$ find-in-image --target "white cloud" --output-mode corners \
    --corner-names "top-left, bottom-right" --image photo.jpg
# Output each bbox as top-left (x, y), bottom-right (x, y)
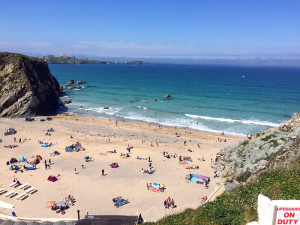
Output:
top-left (0, 41), bottom-right (51, 48)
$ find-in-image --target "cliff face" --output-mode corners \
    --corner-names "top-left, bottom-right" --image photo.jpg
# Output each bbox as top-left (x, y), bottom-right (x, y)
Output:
top-left (215, 113), bottom-right (300, 182)
top-left (0, 52), bottom-right (61, 117)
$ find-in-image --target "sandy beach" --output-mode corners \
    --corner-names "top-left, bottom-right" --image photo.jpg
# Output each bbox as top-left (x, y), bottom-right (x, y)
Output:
top-left (0, 114), bottom-right (243, 221)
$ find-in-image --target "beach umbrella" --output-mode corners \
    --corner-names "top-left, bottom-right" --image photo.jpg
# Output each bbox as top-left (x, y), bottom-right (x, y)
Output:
top-left (0, 200), bottom-right (14, 209)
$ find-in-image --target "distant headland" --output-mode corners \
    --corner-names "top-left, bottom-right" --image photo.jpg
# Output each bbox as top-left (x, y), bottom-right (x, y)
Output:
top-left (41, 54), bottom-right (148, 65)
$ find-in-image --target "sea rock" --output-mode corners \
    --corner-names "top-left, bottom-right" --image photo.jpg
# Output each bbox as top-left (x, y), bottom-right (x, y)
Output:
top-left (104, 107), bottom-right (109, 109)
top-left (69, 86), bottom-right (82, 90)
top-left (76, 80), bottom-right (86, 84)
top-left (63, 100), bottom-right (72, 105)
top-left (59, 91), bottom-right (68, 97)
top-left (66, 80), bottom-right (75, 86)
top-left (163, 94), bottom-right (171, 98)
top-left (0, 52), bottom-right (61, 117)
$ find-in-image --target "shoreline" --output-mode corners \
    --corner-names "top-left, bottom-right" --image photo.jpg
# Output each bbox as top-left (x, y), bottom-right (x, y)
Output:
top-left (0, 114), bottom-right (243, 220)
top-left (56, 112), bottom-right (247, 139)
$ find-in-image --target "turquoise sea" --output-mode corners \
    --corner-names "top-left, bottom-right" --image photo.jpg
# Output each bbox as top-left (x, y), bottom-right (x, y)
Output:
top-left (49, 64), bottom-right (300, 137)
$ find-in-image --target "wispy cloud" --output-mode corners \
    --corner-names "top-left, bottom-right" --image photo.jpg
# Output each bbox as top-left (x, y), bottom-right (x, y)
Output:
top-left (0, 41), bottom-right (51, 49)
top-left (69, 40), bottom-right (196, 57)
top-left (0, 40), bottom-right (299, 59)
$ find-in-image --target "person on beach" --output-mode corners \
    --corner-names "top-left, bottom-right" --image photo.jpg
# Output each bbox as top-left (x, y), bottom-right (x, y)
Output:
top-left (184, 140), bottom-right (186, 146)
top-left (74, 168), bottom-right (77, 174)
top-left (102, 169), bottom-right (104, 176)
top-left (45, 164), bottom-right (48, 170)
top-left (49, 159), bottom-right (51, 165)
top-left (138, 213), bottom-right (143, 224)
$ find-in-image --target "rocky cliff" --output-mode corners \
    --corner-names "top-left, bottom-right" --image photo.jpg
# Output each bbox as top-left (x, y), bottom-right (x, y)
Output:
top-left (0, 52), bottom-right (61, 117)
top-left (215, 113), bottom-right (300, 182)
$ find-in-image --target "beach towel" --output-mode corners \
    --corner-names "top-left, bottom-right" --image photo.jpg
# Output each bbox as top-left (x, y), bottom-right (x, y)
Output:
top-left (191, 177), bottom-right (204, 182)
top-left (109, 163), bottom-right (119, 168)
top-left (19, 156), bottom-right (25, 162)
top-left (24, 164), bottom-right (35, 170)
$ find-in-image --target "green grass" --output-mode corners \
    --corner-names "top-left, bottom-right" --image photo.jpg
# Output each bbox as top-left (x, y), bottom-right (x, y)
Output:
top-left (241, 140), bottom-right (249, 146)
top-left (261, 134), bottom-right (274, 142)
top-left (145, 161), bottom-right (300, 225)
top-left (269, 139), bottom-right (279, 147)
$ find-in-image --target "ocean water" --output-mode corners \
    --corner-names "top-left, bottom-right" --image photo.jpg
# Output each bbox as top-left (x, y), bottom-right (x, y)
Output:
top-left (49, 64), bottom-right (300, 136)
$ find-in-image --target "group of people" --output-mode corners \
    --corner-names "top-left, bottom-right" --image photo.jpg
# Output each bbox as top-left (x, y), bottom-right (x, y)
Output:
top-left (45, 159), bottom-right (51, 170)
top-left (120, 153), bottom-right (130, 157)
top-left (14, 137), bottom-right (26, 143)
top-left (164, 197), bottom-right (176, 209)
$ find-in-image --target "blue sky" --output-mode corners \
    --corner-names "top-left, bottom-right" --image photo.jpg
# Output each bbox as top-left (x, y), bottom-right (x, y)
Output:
top-left (1, 0), bottom-right (300, 58)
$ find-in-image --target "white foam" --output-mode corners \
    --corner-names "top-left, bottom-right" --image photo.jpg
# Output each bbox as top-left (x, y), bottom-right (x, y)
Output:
top-left (185, 114), bottom-right (280, 127)
top-left (86, 107), bottom-right (122, 116)
top-left (123, 113), bottom-right (246, 137)
top-left (124, 113), bottom-right (158, 123)
top-left (143, 107), bottom-right (147, 110)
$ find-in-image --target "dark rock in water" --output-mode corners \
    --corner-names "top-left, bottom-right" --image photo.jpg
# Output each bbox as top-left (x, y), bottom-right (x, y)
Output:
top-left (63, 100), bottom-right (72, 105)
top-left (104, 107), bottom-right (109, 109)
top-left (59, 85), bottom-right (64, 91)
top-left (66, 80), bottom-right (75, 86)
top-left (69, 86), bottom-right (82, 90)
top-left (163, 94), bottom-right (171, 98)
top-left (154, 99), bottom-right (157, 101)
top-left (76, 80), bottom-right (86, 84)
top-left (59, 91), bottom-right (68, 97)
top-left (0, 52), bottom-right (61, 117)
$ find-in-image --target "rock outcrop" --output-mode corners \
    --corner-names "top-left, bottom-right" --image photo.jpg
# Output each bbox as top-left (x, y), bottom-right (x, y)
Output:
top-left (0, 52), bottom-right (61, 117)
top-left (63, 100), bottom-right (72, 105)
top-left (66, 80), bottom-right (75, 86)
top-left (76, 80), bottom-right (86, 84)
top-left (215, 113), bottom-right (300, 182)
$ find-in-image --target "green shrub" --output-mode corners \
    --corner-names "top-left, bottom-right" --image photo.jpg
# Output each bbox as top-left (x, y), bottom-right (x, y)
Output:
top-left (261, 134), bottom-right (273, 142)
top-left (241, 140), bottom-right (249, 146)
top-left (269, 139), bottom-right (279, 147)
